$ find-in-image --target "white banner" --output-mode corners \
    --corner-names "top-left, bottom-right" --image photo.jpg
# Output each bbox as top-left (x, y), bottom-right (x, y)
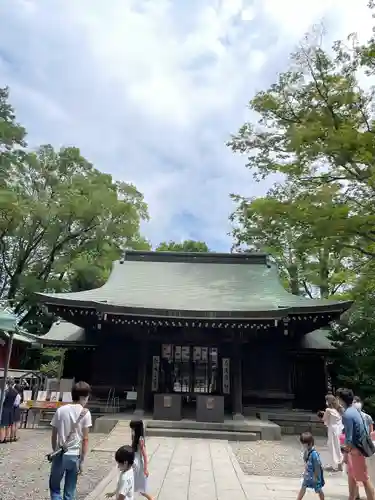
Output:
top-left (193, 346), bottom-right (202, 362)
top-left (162, 344), bottom-right (172, 359)
top-left (151, 355), bottom-right (160, 392)
top-left (222, 358), bottom-right (230, 394)
top-left (175, 345), bottom-right (182, 361)
top-left (182, 346), bottom-right (190, 362)
top-left (201, 347), bottom-right (208, 362)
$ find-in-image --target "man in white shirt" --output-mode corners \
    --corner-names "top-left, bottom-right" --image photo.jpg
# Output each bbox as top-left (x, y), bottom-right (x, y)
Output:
top-left (49, 381), bottom-right (92, 500)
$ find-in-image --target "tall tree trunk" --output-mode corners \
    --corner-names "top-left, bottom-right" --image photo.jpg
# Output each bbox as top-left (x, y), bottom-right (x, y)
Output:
top-left (288, 262), bottom-right (300, 295)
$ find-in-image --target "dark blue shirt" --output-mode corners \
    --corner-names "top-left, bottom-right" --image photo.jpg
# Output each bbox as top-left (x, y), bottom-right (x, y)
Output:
top-left (342, 406), bottom-right (366, 448)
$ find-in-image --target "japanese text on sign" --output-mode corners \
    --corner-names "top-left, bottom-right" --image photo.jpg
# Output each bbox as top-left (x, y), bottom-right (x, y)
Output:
top-left (222, 358), bottom-right (230, 394)
top-left (151, 356), bottom-right (160, 392)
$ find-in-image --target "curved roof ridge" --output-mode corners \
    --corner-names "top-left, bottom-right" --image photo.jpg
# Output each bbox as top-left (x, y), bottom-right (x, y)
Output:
top-left (36, 253), bottom-right (352, 319)
top-left (121, 250), bottom-right (270, 265)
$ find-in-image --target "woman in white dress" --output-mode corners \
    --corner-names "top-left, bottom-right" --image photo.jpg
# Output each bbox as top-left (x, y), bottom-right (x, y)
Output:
top-left (322, 394), bottom-right (343, 471)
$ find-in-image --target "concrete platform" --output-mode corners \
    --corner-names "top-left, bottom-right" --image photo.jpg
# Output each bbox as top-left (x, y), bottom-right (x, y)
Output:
top-left (94, 415), bottom-right (281, 441)
top-left (245, 407), bottom-right (327, 436)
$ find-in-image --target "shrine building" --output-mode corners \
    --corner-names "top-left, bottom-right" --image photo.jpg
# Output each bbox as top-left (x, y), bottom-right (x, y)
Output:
top-left (35, 250), bottom-right (352, 421)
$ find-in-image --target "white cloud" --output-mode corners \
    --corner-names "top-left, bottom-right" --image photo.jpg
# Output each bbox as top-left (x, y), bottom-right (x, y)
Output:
top-left (0, 0), bottom-right (372, 250)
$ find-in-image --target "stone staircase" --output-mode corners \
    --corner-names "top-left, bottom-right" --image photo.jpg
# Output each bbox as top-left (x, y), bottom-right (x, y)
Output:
top-left (92, 415), bottom-right (281, 441)
top-left (26, 404), bottom-right (321, 440)
top-left (244, 407), bottom-right (327, 436)
top-left (145, 419), bottom-right (259, 441)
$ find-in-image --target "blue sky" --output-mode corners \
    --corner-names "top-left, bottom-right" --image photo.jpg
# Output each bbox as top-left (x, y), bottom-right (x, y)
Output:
top-left (0, 0), bottom-right (372, 251)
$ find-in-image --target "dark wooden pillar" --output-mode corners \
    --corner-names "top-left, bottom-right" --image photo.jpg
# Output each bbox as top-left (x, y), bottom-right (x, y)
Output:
top-left (232, 332), bottom-right (244, 420)
top-left (286, 354), bottom-right (294, 394)
top-left (323, 356), bottom-right (332, 394)
top-left (134, 337), bottom-right (149, 416)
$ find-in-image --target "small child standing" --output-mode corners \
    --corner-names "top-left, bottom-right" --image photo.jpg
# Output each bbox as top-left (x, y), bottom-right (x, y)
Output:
top-left (129, 420), bottom-right (154, 500)
top-left (297, 432), bottom-right (325, 500)
top-left (106, 445), bottom-right (135, 500)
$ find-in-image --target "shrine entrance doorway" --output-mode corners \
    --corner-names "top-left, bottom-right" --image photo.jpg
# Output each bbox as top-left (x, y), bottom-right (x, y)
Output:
top-left (159, 344), bottom-right (223, 415)
top-left (160, 345), bottom-right (219, 393)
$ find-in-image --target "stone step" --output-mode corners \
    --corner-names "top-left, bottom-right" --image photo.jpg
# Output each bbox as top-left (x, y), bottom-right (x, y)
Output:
top-left (279, 422), bottom-right (327, 436)
top-left (146, 426), bottom-right (259, 441)
top-left (146, 419), bottom-right (255, 433)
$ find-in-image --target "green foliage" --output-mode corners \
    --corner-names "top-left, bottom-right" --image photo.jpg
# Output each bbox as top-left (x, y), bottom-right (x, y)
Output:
top-left (0, 86), bottom-right (26, 186)
top-left (19, 346), bottom-right (65, 373)
top-left (156, 240), bottom-right (209, 252)
top-left (228, 24), bottom-right (375, 259)
top-left (330, 261), bottom-right (375, 411)
top-left (0, 87), bottom-right (150, 331)
top-left (228, 4), bottom-right (375, 404)
top-left (40, 360), bottom-right (61, 378)
top-left (231, 181), bottom-right (358, 297)
top-left (38, 348), bottom-right (65, 378)
top-left (42, 347), bottom-right (65, 361)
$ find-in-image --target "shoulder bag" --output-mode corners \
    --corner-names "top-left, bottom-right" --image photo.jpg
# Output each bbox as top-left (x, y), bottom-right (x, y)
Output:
top-left (355, 409), bottom-right (375, 458)
top-left (47, 407), bottom-right (88, 462)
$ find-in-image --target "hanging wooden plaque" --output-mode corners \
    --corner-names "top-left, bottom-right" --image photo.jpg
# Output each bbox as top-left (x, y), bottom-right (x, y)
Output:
top-left (206, 397), bottom-right (215, 410)
top-left (151, 356), bottom-right (160, 392)
top-left (222, 358), bottom-right (230, 394)
top-left (163, 395), bottom-right (172, 408)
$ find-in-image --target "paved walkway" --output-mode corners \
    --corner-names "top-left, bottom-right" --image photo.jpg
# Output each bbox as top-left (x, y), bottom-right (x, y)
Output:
top-left (88, 424), bottom-right (350, 500)
top-left (92, 420), bottom-right (132, 452)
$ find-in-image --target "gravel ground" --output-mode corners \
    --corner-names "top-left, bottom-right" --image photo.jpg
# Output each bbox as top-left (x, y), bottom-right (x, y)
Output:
top-left (231, 435), bottom-right (331, 478)
top-left (0, 429), bottom-right (115, 500)
top-left (0, 430), bottom-right (338, 496)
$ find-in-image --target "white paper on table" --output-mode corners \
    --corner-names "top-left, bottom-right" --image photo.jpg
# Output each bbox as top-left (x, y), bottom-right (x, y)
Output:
top-left (62, 392), bottom-right (72, 403)
top-left (49, 391), bottom-right (60, 402)
top-left (23, 390), bottom-right (32, 401)
top-left (36, 391), bottom-right (47, 401)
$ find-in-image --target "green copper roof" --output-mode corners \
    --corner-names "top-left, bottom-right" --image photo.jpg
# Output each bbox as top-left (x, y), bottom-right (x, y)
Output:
top-left (37, 251), bottom-right (352, 319)
top-left (0, 309), bottom-right (38, 344)
top-left (0, 309), bottom-right (18, 332)
top-left (0, 330), bottom-right (36, 344)
top-left (300, 329), bottom-right (334, 350)
top-left (42, 321), bottom-right (85, 342)
top-left (37, 321), bottom-right (86, 345)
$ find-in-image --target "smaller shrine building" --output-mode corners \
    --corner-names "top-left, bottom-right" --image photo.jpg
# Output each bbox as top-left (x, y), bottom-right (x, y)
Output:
top-left (36, 251), bottom-right (352, 419)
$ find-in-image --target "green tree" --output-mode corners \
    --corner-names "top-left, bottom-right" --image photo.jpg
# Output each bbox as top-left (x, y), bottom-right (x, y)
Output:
top-left (330, 262), bottom-right (375, 410)
top-left (40, 359), bottom-right (61, 378)
top-left (228, 10), bottom-right (375, 403)
top-left (0, 86), bottom-right (26, 184)
top-left (0, 87), bottom-right (27, 253)
top-left (68, 235), bottom-right (150, 292)
top-left (156, 240), bottom-right (209, 252)
top-left (231, 181), bottom-right (358, 297)
top-left (227, 23), bottom-right (375, 258)
top-left (1, 143), bottom-right (149, 326)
